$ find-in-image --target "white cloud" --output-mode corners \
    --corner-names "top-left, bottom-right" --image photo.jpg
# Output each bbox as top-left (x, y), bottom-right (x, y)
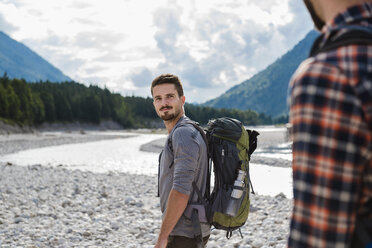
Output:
top-left (0, 0), bottom-right (313, 103)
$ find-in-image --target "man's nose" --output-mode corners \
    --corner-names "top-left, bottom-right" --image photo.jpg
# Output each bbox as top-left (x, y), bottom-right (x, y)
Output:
top-left (160, 98), bottom-right (169, 106)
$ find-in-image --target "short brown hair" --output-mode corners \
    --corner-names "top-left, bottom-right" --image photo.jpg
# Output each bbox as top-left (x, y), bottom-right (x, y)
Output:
top-left (151, 73), bottom-right (184, 97)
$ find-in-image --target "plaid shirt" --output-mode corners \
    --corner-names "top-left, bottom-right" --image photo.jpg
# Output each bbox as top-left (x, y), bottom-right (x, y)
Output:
top-left (288, 3), bottom-right (372, 248)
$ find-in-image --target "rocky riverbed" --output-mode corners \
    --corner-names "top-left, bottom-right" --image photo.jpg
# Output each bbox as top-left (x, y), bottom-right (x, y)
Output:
top-left (0, 130), bottom-right (293, 248)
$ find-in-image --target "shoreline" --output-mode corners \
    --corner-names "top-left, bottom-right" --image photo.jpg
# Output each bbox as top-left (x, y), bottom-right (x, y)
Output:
top-left (1, 128), bottom-right (292, 169)
top-left (0, 120), bottom-right (124, 135)
top-left (0, 131), bottom-right (136, 156)
top-left (139, 127), bottom-right (292, 168)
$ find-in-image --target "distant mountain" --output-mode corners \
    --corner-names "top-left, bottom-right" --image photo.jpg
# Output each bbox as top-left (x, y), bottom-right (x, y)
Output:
top-left (0, 31), bottom-right (71, 82)
top-left (204, 30), bottom-right (319, 118)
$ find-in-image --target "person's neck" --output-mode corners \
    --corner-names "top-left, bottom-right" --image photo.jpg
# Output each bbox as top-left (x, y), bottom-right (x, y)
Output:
top-left (322, 0), bottom-right (364, 24)
top-left (164, 115), bottom-right (184, 133)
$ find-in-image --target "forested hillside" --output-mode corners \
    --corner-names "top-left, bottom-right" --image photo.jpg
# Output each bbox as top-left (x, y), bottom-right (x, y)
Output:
top-left (0, 76), bottom-right (276, 129)
top-left (204, 30), bottom-right (319, 118)
top-left (0, 30), bottom-right (319, 122)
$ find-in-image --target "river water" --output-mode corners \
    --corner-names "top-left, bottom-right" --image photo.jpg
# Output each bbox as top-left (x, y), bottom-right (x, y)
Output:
top-left (0, 129), bottom-right (293, 198)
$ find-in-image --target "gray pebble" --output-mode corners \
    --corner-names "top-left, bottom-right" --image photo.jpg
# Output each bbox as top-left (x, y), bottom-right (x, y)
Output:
top-left (0, 161), bottom-right (292, 248)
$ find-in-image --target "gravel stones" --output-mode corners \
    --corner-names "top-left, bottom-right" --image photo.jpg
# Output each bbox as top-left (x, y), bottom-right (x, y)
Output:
top-left (0, 129), bottom-right (293, 247)
top-left (0, 163), bottom-right (292, 247)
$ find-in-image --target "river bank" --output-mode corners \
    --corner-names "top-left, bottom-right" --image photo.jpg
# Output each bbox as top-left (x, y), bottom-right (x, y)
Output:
top-left (0, 162), bottom-right (291, 248)
top-left (0, 119), bottom-right (127, 135)
top-left (0, 128), bottom-right (292, 247)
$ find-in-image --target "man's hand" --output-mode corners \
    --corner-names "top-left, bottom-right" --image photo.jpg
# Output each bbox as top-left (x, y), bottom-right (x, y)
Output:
top-left (154, 189), bottom-right (189, 248)
top-left (154, 237), bottom-right (168, 248)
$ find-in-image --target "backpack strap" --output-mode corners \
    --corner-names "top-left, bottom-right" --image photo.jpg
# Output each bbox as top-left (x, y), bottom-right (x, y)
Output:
top-left (168, 120), bottom-right (211, 200)
top-left (247, 129), bottom-right (259, 160)
top-left (168, 120), bottom-right (208, 155)
top-left (191, 208), bottom-right (205, 247)
top-left (243, 161), bottom-right (255, 194)
top-left (310, 26), bottom-right (372, 57)
top-left (187, 122), bottom-right (211, 200)
top-left (192, 181), bottom-right (209, 207)
top-left (186, 121), bottom-right (209, 156)
top-left (157, 151), bottom-right (162, 197)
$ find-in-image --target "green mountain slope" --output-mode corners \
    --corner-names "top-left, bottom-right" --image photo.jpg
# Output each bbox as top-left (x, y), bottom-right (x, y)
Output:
top-left (204, 30), bottom-right (319, 117)
top-left (0, 31), bottom-right (71, 82)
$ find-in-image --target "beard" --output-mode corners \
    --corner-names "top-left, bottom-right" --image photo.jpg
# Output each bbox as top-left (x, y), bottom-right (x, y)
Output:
top-left (158, 105), bottom-right (181, 121)
top-left (160, 112), bottom-right (176, 121)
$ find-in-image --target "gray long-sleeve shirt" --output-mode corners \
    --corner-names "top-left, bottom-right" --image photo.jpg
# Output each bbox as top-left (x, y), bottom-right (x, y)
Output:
top-left (159, 116), bottom-right (211, 238)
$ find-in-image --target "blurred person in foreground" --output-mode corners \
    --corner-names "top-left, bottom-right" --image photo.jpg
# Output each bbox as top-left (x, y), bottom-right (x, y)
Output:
top-left (288, 0), bottom-right (372, 247)
top-left (151, 74), bottom-right (210, 248)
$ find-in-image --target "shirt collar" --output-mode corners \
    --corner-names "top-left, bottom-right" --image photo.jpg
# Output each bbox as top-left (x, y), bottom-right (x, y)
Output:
top-left (331, 2), bottom-right (372, 27)
top-left (170, 115), bottom-right (188, 132)
top-left (320, 2), bottom-right (372, 46)
top-left (324, 3), bottom-right (372, 32)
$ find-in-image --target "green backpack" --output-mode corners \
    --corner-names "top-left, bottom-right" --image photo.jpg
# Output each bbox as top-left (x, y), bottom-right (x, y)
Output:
top-left (181, 117), bottom-right (259, 239)
top-left (205, 117), bottom-right (258, 236)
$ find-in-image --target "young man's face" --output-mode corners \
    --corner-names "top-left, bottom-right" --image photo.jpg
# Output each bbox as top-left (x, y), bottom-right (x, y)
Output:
top-left (152, 83), bottom-right (185, 121)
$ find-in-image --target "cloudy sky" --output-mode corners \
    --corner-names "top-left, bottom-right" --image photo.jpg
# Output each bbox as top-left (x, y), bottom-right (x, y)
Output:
top-left (0, 0), bottom-right (313, 103)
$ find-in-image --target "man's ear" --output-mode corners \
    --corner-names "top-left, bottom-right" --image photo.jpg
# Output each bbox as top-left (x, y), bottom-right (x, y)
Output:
top-left (181, 95), bottom-right (186, 104)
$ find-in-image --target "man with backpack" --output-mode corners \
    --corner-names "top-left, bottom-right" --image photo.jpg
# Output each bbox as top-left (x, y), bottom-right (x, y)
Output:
top-left (288, 1), bottom-right (372, 247)
top-left (151, 74), bottom-right (211, 248)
